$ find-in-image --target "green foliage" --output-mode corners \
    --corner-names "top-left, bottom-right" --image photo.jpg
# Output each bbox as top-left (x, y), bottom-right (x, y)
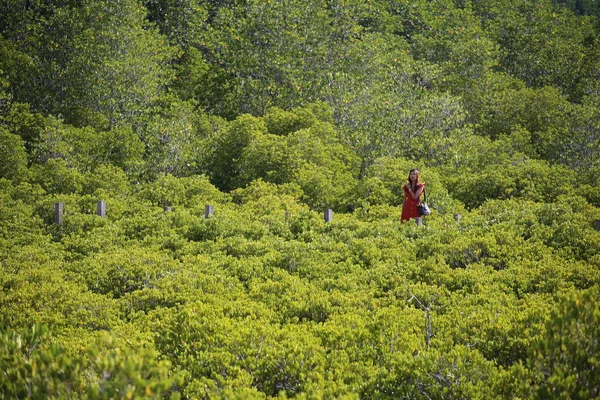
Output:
top-left (1, 172), bottom-right (599, 396)
top-left (444, 152), bottom-right (581, 209)
top-left (28, 159), bottom-right (85, 195)
top-left (0, 261), bottom-right (121, 331)
top-left (0, 187), bottom-right (49, 246)
top-left (68, 247), bottom-right (181, 299)
top-left (58, 0), bottom-right (176, 129)
top-left (1, 102), bottom-right (48, 151)
top-left (204, 114), bottom-right (266, 191)
top-left (326, 31), bottom-right (468, 173)
top-left (30, 116), bottom-right (145, 173)
top-left (263, 106), bottom-right (320, 136)
top-left (238, 133), bottom-right (296, 186)
top-left (0, 0), bottom-right (599, 397)
top-left (0, 127), bottom-right (28, 182)
top-left (526, 286), bottom-right (600, 399)
top-left (472, 0), bottom-right (597, 100)
top-left (287, 124), bottom-right (360, 211)
top-left (150, 302), bottom-right (326, 398)
top-left (364, 345), bottom-right (502, 399)
top-left (83, 164), bottom-right (131, 198)
top-left (555, 0), bottom-right (600, 16)
top-left (172, 46), bottom-right (238, 119)
top-left (194, 0), bottom-right (353, 115)
top-left (135, 173), bottom-right (228, 207)
top-left (140, 97), bottom-right (214, 177)
top-left (558, 95), bottom-right (600, 176)
top-left (202, 109), bottom-right (360, 210)
top-left (145, 0), bottom-right (208, 49)
top-left (0, 324), bottom-right (182, 399)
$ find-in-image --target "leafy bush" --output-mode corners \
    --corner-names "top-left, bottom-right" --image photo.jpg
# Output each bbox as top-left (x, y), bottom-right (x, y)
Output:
top-left (0, 324), bottom-right (182, 399)
top-left (0, 128), bottom-right (28, 182)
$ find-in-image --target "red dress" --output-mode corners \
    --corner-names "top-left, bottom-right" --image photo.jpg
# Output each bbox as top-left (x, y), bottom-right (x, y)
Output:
top-left (401, 183), bottom-right (425, 222)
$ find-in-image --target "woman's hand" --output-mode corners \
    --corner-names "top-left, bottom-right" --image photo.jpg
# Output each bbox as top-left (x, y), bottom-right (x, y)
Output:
top-left (407, 184), bottom-right (424, 200)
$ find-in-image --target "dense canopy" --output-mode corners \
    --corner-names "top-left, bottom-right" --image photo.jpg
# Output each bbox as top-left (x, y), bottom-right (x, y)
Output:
top-left (1, 0), bottom-right (599, 398)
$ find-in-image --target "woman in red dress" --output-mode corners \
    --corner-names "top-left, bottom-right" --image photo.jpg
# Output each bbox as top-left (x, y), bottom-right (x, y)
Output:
top-left (401, 169), bottom-right (425, 222)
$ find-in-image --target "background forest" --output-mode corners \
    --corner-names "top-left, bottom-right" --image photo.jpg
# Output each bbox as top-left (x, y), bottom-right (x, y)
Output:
top-left (1, 0), bottom-right (600, 398)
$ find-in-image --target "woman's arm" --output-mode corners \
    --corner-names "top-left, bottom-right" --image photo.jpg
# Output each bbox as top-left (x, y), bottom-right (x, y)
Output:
top-left (408, 184), bottom-right (425, 200)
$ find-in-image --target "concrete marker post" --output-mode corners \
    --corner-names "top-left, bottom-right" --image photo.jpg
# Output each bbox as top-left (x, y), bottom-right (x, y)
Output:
top-left (97, 200), bottom-right (106, 218)
top-left (54, 202), bottom-right (64, 225)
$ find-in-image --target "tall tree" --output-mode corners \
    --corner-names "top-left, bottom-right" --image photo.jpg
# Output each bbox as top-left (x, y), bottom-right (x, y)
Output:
top-left (0, 0), bottom-right (70, 114)
top-left (58, 0), bottom-right (175, 130)
top-left (327, 32), bottom-right (467, 175)
top-left (471, 0), bottom-right (597, 101)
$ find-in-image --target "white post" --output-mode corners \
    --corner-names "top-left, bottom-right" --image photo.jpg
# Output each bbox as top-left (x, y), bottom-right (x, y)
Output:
top-left (205, 205), bottom-right (214, 218)
top-left (54, 202), bottom-right (64, 225)
top-left (97, 200), bottom-right (106, 218)
top-left (324, 209), bottom-right (333, 223)
top-left (415, 217), bottom-right (423, 226)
